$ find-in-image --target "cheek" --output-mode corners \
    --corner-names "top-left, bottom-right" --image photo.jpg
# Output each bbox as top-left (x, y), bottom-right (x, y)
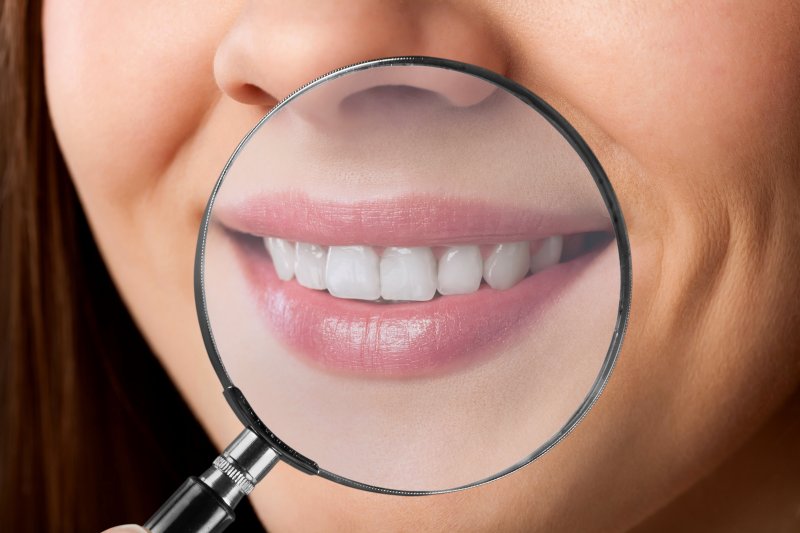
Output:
top-left (505, 2), bottom-right (800, 174)
top-left (42, 0), bottom-right (254, 448)
top-left (43, 0), bottom-right (236, 203)
top-left (499, 1), bottom-right (800, 320)
top-left (491, 0), bottom-right (799, 500)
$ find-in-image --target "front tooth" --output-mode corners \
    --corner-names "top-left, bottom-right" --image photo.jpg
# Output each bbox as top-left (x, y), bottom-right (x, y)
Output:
top-left (437, 245), bottom-right (482, 295)
top-left (529, 236), bottom-right (563, 273)
top-left (325, 245), bottom-right (380, 300)
top-left (264, 237), bottom-right (295, 281)
top-left (295, 242), bottom-right (327, 290)
top-left (380, 247), bottom-right (437, 301)
top-left (483, 242), bottom-right (530, 290)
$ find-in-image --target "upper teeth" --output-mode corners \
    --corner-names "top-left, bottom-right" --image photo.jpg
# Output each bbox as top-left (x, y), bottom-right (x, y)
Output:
top-left (263, 237), bottom-right (564, 301)
top-left (381, 247), bottom-right (438, 301)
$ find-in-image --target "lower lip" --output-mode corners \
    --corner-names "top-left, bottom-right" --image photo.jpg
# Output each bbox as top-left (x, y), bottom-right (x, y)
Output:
top-left (233, 237), bottom-right (609, 378)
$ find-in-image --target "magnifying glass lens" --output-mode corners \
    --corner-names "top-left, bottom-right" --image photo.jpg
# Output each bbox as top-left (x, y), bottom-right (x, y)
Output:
top-left (200, 59), bottom-right (627, 493)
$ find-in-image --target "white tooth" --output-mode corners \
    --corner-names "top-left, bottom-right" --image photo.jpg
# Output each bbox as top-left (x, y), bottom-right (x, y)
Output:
top-left (437, 245), bottom-right (482, 295)
top-left (380, 247), bottom-right (437, 301)
top-left (264, 237), bottom-right (295, 281)
top-left (483, 242), bottom-right (530, 290)
top-left (325, 245), bottom-right (380, 300)
top-left (294, 242), bottom-right (327, 290)
top-left (529, 236), bottom-right (563, 273)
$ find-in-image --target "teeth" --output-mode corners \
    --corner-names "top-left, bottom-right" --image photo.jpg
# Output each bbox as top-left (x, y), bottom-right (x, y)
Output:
top-left (264, 237), bottom-right (295, 281)
top-left (483, 242), bottom-right (530, 290)
top-left (380, 247), bottom-right (437, 301)
top-left (294, 242), bottom-right (327, 290)
top-left (325, 245), bottom-right (381, 300)
top-left (437, 245), bottom-right (482, 295)
top-left (264, 236), bottom-right (567, 301)
top-left (529, 236), bottom-right (563, 273)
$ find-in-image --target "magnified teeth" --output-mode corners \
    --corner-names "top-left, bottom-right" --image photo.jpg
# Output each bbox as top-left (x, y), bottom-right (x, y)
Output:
top-left (437, 245), bottom-right (482, 295)
top-left (263, 236), bottom-right (570, 301)
top-left (264, 237), bottom-right (295, 281)
top-left (483, 242), bottom-right (531, 290)
top-left (529, 235), bottom-right (563, 273)
top-left (295, 242), bottom-right (327, 290)
top-left (325, 245), bottom-right (381, 300)
top-left (380, 247), bottom-right (437, 301)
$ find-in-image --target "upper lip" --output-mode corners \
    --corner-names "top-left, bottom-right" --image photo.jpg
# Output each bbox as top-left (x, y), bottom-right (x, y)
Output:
top-left (212, 191), bottom-right (611, 245)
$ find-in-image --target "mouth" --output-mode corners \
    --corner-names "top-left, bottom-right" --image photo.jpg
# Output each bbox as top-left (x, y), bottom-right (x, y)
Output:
top-left (212, 191), bottom-right (614, 378)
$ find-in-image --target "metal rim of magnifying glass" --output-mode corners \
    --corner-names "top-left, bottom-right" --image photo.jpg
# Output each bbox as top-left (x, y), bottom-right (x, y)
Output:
top-left (194, 56), bottom-right (632, 496)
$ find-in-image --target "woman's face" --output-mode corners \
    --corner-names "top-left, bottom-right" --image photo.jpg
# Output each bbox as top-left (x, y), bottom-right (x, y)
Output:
top-left (43, 1), bottom-right (800, 531)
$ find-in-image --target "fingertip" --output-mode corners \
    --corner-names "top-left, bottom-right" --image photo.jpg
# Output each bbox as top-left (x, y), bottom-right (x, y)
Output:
top-left (102, 525), bottom-right (149, 533)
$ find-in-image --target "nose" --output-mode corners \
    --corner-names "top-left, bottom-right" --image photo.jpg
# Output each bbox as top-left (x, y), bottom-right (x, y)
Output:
top-left (213, 1), bottom-right (509, 108)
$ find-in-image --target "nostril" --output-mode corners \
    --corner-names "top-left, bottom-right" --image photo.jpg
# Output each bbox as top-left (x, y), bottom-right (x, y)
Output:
top-left (285, 63), bottom-right (502, 129)
top-left (233, 83), bottom-right (273, 106)
top-left (340, 85), bottom-right (451, 113)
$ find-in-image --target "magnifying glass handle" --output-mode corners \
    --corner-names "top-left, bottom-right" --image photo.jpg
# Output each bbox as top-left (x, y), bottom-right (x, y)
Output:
top-left (144, 428), bottom-right (279, 533)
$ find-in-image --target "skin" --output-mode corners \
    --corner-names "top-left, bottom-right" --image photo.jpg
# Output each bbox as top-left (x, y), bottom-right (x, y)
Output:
top-left (43, 1), bottom-right (800, 531)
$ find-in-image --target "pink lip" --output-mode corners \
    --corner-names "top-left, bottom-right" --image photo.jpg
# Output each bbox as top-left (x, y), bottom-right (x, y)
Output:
top-left (215, 193), bottom-right (611, 377)
top-left (214, 191), bottom-right (611, 246)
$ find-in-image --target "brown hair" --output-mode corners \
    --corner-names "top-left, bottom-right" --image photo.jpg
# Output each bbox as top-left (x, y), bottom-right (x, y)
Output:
top-left (0, 3), bottom-right (261, 531)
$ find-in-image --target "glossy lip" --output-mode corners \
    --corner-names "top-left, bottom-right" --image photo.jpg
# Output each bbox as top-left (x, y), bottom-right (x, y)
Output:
top-left (212, 193), bottom-right (613, 377)
top-left (213, 191), bottom-right (612, 247)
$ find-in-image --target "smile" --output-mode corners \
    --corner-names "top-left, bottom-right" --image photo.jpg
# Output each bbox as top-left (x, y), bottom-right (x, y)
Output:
top-left (212, 192), bottom-right (614, 377)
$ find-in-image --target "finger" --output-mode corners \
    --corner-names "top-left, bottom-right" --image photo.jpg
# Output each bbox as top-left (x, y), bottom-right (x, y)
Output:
top-left (101, 525), bottom-right (149, 533)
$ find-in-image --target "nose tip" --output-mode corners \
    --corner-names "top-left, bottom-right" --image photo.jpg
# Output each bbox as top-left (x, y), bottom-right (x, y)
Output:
top-left (213, 2), bottom-right (508, 109)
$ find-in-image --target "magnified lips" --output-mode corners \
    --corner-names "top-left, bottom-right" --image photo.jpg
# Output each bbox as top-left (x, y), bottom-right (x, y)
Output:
top-left (211, 192), bottom-right (614, 377)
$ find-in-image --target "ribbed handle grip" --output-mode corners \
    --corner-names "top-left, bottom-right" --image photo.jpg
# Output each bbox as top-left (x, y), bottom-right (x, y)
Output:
top-left (143, 428), bottom-right (280, 533)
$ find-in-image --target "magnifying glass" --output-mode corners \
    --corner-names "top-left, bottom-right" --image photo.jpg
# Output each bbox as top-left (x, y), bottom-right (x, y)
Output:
top-left (144, 56), bottom-right (631, 532)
